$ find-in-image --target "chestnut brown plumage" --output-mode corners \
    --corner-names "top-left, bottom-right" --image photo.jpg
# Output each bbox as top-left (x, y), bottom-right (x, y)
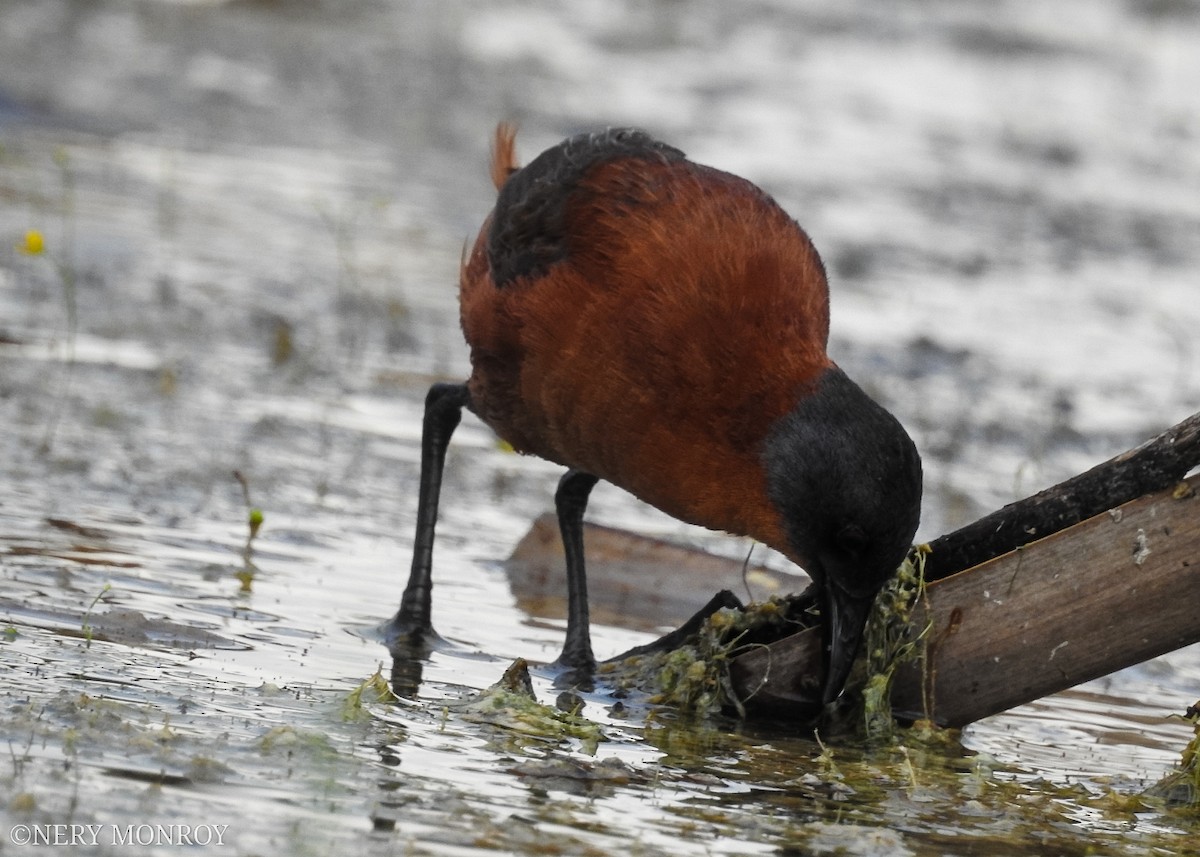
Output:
top-left (386, 124), bottom-right (923, 708)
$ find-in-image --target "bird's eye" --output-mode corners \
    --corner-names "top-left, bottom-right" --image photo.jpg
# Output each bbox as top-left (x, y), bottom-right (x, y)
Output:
top-left (836, 524), bottom-right (867, 558)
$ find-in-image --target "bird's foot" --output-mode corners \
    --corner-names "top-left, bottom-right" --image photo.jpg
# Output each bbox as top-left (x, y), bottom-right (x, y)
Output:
top-left (606, 589), bottom-right (745, 662)
top-left (378, 610), bottom-right (446, 660)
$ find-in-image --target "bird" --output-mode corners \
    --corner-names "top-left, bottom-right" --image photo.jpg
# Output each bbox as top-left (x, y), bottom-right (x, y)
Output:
top-left (384, 124), bottom-right (923, 709)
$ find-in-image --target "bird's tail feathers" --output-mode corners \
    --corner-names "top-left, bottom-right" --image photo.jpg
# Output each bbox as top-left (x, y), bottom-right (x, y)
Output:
top-left (491, 122), bottom-right (520, 192)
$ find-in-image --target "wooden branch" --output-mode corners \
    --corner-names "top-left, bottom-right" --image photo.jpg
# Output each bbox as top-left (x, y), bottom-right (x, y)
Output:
top-left (891, 474), bottom-right (1200, 725)
top-left (729, 473), bottom-right (1200, 727)
top-left (924, 411), bottom-right (1200, 581)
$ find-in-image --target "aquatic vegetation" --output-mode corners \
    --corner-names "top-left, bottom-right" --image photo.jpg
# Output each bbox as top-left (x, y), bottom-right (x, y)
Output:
top-left (17, 229), bottom-right (45, 255)
top-left (599, 545), bottom-right (934, 741)
top-left (233, 470), bottom-right (264, 591)
top-left (341, 666), bottom-right (398, 721)
top-left (600, 592), bottom-right (816, 721)
top-left (1184, 703), bottom-right (1200, 802)
top-left (450, 659), bottom-right (605, 754)
top-left (842, 544), bottom-right (934, 742)
top-left (80, 582), bottom-right (112, 648)
top-left (13, 220), bottom-right (79, 454)
top-left (1146, 700), bottom-right (1200, 809)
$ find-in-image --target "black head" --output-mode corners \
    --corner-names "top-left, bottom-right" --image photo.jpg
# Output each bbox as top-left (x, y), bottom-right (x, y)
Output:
top-left (761, 367), bottom-right (922, 705)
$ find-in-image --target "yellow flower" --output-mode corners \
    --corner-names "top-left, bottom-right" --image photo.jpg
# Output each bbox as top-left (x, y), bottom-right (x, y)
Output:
top-left (19, 229), bottom-right (45, 255)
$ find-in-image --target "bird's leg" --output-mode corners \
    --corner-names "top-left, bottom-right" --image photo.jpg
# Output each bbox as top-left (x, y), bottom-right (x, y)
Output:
top-left (553, 469), bottom-right (600, 671)
top-left (606, 590), bottom-right (745, 662)
top-left (382, 382), bottom-right (471, 652)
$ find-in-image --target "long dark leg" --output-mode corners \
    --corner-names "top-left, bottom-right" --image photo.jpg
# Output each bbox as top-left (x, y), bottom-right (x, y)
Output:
top-left (553, 469), bottom-right (599, 671)
top-left (607, 590), bottom-right (745, 662)
top-left (382, 382), bottom-right (471, 651)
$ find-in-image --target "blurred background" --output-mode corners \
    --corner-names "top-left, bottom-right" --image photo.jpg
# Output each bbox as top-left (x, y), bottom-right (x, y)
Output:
top-left (1, 0), bottom-right (1199, 853)
top-left (3, 0), bottom-right (1199, 537)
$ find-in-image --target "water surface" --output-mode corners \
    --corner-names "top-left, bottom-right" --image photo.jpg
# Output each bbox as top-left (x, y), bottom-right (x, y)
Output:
top-left (1, 1), bottom-right (1199, 853)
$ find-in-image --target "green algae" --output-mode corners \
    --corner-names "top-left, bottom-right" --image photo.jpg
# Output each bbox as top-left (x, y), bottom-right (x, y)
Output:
top-left (599, 593), bottom-right (821, 722)
top-left (450, 659), bottom-right (605, 754)
top-left (1146, 699), bottom-right (1200, 810)
top-left (562, 549), bottom-right (1200, 851)
top-left (839, 544), bottom-right (934, 742)
top-left (597, 544), bottom-right (933, 738)
top-left (340, 666), bottom-right (398, 722)
top-left (259, 724), bottom-right (339, 758)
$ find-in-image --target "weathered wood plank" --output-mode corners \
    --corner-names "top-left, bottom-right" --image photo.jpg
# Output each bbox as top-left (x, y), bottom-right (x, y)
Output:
top-left (892, 474), bottom-right (1200, 726)
top-left (730, 473), bottom-right (1200, 727)
top-left (506, 514), bottom-right (800, 632)
top-left (924, 411), bottom-right (1200, 581)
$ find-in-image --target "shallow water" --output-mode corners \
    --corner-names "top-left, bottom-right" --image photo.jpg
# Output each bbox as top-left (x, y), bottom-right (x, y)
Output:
top-left (1, 0), bottom-right (1199, 853)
